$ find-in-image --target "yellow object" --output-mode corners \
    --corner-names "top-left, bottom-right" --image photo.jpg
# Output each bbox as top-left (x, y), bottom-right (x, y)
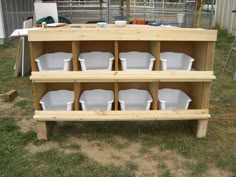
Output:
top-left (193, 0), bottom-right (205, 28)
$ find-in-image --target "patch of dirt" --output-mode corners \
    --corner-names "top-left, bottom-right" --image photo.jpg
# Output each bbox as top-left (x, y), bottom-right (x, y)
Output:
top-left (0, 96), bottom-right (34, 132)
top-left (25, 142), bottom-right (59, 154)
top-left (24, 136), bottom-right (231, 177)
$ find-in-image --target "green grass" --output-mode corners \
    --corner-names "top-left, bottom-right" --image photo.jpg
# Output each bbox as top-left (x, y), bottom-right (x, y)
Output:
top-left (138, 145), bottom-right (151, 154)
top-left (63, 143), bottom-right (81, 150)
top-left (186, 162), bottom-right (208, 176)
top-left (15, 99), bottom-right (34, 115)
top-left (125, 161), bottom-right (139, 171)
top-left (159, 170), bottom-right (171, 177)
top-left (157, 162), bottom-right (168, 169)
top-left (0, 117), bottom-right (134, 177)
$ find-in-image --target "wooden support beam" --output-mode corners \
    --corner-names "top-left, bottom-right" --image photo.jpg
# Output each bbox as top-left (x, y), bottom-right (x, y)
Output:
top-left (189, 119), bottom-right (209, 138)
top-left (30, 71), bottom-right (216, 83)
top-left (36, 121), bottom-right (56, 140)
top-left (196, 119), bottom-right (208, 138)
top-left (28, 26), bottom-right (217, 42)
top-left (34, 109), bottom-right (210, 121)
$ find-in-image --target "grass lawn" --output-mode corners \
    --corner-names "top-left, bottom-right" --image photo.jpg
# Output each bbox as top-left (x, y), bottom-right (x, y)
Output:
top-left (0, 27), bottom-right (235, 177)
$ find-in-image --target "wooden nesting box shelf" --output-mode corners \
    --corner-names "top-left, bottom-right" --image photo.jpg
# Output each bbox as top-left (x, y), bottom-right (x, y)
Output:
top-left (29, 24), bottom-right (217, 140)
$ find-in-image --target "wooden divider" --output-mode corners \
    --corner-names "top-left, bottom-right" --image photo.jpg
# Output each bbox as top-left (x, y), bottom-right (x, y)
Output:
top-left (114, 41), bottom-right (119, 71)
top-left (33, 83), bottom-right (47, 110)
top-left (72, 41), bottom-right (80, 71)
top-left (150, 41), bottom-right (160, 70)
top-left (148, 82), bottom-right (158, 110)
top-left (114, 82), bottom-right (119, 110)
top-left (29, 42), bottom-right (44, 71)
top-left (74, 83), bottom-right (81, 110)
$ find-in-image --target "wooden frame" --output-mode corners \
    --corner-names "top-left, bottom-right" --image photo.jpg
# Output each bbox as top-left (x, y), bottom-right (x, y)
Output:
top-left (29, 25), bottom-right (217, 140)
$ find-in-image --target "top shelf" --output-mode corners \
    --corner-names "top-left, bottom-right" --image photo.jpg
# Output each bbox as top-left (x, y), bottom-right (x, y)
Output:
top-left (28, 24), bottom-right (217, 42)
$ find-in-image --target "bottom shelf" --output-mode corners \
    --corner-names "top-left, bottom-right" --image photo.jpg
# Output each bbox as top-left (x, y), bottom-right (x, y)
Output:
top-left (34, 109), bottom-right (210, 121)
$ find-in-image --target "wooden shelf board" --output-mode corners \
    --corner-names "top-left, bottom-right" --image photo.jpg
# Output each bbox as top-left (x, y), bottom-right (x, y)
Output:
top-left (30, 71), bottom-right (215, 82)
top-left (34, 109), bottom-right (210, 121)
top-left (28, 25), bottom-right (217, 42)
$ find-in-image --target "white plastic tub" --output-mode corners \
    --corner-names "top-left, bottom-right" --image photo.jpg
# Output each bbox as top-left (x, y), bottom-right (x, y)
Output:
top-left (80, 89), bottom-right (114, 110)
top-left (115, 20), bottom-right (127, 27)
top-left (158, 88), bottom-right (191, 110)
top-left (160, 52), bottom-right (194, 70)
top-left (36, 52), bottom-right (72, 71)
top-left (79, 51), bottom-right (114, 71)
top-left (119, 51), bottom-right (155, 70)
top-left (119, 89), bottom-right (153, 110)
top-left (40, 90), bottom-right (74, 111)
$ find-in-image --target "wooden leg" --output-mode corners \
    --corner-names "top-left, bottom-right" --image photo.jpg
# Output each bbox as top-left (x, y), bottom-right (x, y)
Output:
top-left (196, 119), bottom-right (208, 138)
top-left (189, 119), bottom-right (209, 138)
top-left (36, 121), bottom-right (56, 140)
top-left (36, 121), bottom-right (48, 140)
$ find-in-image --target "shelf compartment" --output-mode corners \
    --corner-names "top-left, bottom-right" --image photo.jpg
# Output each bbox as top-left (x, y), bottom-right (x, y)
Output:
top-left (119, 51), bottom-right (155, 70)
top-left (33, 83), bottom-right (75, 110)
top-left (80, 89), bottom-right (114, 111)
top-left (119, 89), bottom-right (153, 110)
top-left (118, 41), bottom-right (159, 71)
top-left (30, 71), bottom-right (216, 83)
top-left (40, 90), bottom-right (74, 110)
top-left (33, 109), bottom-right (210, 121)
top-left (30, 41), bottom-right (72, 71)
top-left (79, 51), bottom-right (114, 71)
top-left (158, 88), bottom-right (191, 110)
top-left (118, 82), bottom-right (157, 110)
top-left (160, 52), bottom-right (194, 71)
top-left (160, 41), bottom-right (215, 71)
top-left (78, 82), bottom-right (116, 110)
top-left (159, 82), bottom-right (211, 110)
top-left (36, 52), bottom-right (72, 71)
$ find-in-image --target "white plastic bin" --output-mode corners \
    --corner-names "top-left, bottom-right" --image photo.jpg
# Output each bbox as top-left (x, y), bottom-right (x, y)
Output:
top-left (119, 51), bottom-right (155, 70)
top-left (36, 52), bottom-right (72, 71)
top-left (160, 52), bottom-right (194, 70)
top-left (80, 89), bottom-right (114, 110)
top-left (79, 51), bottom-right (114, 71)
top-left (158, 88), bottom-right (191, 110)
top-left (40, 90), bottom-right (74, 111)
top-left (119, 89), bottom-right (153, 110)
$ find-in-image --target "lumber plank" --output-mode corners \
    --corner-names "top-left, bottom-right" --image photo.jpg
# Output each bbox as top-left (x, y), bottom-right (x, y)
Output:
top-left (28, 25), bottom-right (217, 42)
top-left (30, 71), bottom-right (216, 82)
top-left (34, 109), bottom-right (210, 121)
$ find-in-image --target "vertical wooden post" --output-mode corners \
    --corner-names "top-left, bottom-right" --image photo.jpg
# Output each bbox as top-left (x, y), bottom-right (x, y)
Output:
top-left (72, 41), bottom-right (80, 71)
top-left (74, 83), bottom-right (81, 110)
top-left (36, 121), bottom-right (48, 140)
top-left (36, 121), bottom-right (56, 140)
top-left (148, 82), bottom-right (158, 110)
top-left (190, 82), bottom-right (211, 138)
top-left (150, 41), bottom-right (160, 71)
top-left (205, 42), bottom-right (215, 71)
top-left (114, 82), bottom-right (119, 110)
top-left (114, 41), bottom-right (119, 71)
top-left (29, 42), bottom-right (44, 71)
top-left (196, 119), bottom-right (208, 138)
top-left (33, 83), bottom-right (47, 110)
